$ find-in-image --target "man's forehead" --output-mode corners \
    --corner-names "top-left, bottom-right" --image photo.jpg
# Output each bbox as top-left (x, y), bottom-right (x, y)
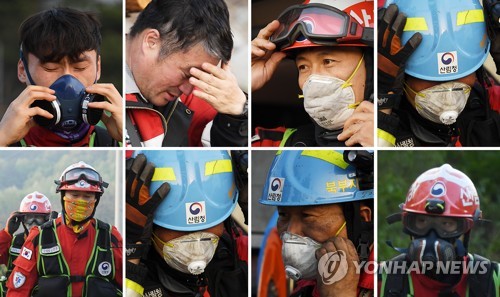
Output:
top-left (33, 50), bottom-right (97, 64)
top-left (278, 204), bottom-right (340, 213)
top-left (296, 47), bottom-right (359, 60)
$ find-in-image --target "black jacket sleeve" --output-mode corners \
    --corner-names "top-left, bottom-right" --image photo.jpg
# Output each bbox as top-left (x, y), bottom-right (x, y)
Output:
top-left (210, 114), bottom-right (248, 147)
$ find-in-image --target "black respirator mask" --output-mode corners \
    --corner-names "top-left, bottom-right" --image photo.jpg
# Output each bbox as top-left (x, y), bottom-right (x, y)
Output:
top-left (30, 74), bottom-right (105, 131)
top-left (407, 230), bottom-right (466, 266)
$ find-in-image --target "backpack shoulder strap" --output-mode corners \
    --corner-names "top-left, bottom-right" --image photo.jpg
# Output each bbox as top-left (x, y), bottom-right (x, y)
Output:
top-left (92, 125), bottom-right (119, 147)
top-left (380, 254), bottom-right (411, 297)
top-left (125, 112), bottom-right (142, 147)
top-left (467, 254), bottom-right (499, 297)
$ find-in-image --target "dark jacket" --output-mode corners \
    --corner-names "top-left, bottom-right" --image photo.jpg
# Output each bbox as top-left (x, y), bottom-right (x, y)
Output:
top-left (378, 83), bottom-right (500, 147)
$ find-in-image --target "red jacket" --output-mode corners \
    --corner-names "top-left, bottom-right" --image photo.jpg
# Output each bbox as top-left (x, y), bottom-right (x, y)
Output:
top-left (22, 126), bottom-right (96, 147)
top-left (409, 269), bottom-right (468, 296)
top-left (0, 229), bottom-right (13, 266)
top-left (6, 217), bottom-right (122, 297)
top-left (126, 93), bottom-right (217, 147)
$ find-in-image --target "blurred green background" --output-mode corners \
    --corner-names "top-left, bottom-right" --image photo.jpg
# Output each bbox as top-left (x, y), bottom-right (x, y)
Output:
top-left (378, 150), bottom-right (500, 262)
top-left (0, 0), bottom-right (122, 117)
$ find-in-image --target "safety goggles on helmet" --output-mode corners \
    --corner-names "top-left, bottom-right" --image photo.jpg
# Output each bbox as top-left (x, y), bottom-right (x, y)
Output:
top-left (22, 214), bottom-right (50, 226)
top-left (61, 167), bottom-right (104, 186)
top-left (402, 212), bottom-right (474, 239)
top-left (270, 3), bottom-right (373, 50)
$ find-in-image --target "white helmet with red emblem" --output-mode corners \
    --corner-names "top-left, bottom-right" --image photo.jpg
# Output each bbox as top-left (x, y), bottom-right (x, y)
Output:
top-left (19, 191), bottom-right (52, 214)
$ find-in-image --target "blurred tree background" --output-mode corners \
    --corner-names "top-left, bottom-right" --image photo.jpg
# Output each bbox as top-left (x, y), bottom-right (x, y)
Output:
top-left (0, 0), bottom-right (122, 116)
top-left (378, 151), bottom-right (500, 261)
top-left (0, 150), bottom-right (123, 235)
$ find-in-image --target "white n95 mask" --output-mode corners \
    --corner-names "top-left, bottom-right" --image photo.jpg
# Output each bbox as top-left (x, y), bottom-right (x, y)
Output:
top-left (405, 82), bottom-right (471, 125)
top-left (281, 222), bottom-right (346, 281)
top-left (281, 232), bottom-right (321, 281)
top-left (153, 231), bottom-right (219, 275)
top-left (302, 55), bottom-right (364, 131)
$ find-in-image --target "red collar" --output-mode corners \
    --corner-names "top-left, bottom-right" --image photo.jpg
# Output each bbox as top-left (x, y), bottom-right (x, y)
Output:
top-left (24, 126), bottom-right (94, 147)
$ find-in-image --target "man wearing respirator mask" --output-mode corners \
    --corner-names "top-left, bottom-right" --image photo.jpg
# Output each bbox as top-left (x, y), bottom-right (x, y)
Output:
top-left (0, 192), bottom-right (55, 296)
top-left (125, 151), bottom-right (248, 297)
top-left (380, 164), bottom-right (500, 296)
top-left (251, 0), bottom-right (375, 147)
top-left (0, 7), bottom-right (123, 147)
top-left (259, 150), bottom-right (374, 297)
top-left (7, 161), bottom-right (123, 296)
top-left (378, 0), bottom-right (500, 147)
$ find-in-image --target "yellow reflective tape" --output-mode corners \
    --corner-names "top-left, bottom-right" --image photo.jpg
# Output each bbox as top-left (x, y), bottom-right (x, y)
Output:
top-left (457, 9), bottom-right (484, 26)
top-left (205, 159), bottom-right (232, 176)
top-left (377, 128), bottom-right (396, 146)
top-left (126, 278), bottom-right (144, 295)
top-left (301, 151), bottom-right (348, 169)
top-left (151, 167), bottom-right (176, 181)
top-left (404, 17), bottom-right (428, 31)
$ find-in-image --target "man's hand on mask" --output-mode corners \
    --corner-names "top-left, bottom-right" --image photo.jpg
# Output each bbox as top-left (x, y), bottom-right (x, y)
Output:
top-left (315, 237), bottom-right (360, 297)
top-left (5, 211), bottom-right (22, 236)
top-left (378, 4), bottom-right (422, 113)
top-left (251, 20), bottom-right (287, 92)
top-left (85, 83), bottom-right (123, 142)
top-left (189, 62), bottom-right (247, 116)
top-left (126, 153), bottom-right (170, 261)
top-left (0, 86), bottom-right (56, 146)
top-left (337, 101), bottom-right (374, 147)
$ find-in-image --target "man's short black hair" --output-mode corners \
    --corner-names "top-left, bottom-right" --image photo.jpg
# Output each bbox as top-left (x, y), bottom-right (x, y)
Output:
top-left (19, 7), bottom-right (102, 63)
top-left (129, 0), bottom-right (233, 63)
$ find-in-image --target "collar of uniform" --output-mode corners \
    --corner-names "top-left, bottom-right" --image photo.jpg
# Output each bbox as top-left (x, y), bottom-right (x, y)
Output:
top-left (125, 64), bottom-right (148, 103)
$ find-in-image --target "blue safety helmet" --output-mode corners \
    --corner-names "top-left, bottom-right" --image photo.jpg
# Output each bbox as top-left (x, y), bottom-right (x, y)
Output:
top-left (259, 150), bottom-right (373, 206)
top-left (385, 0), bottom-right (490, 81)
top-left (134, 150), bottom-right (239, 231)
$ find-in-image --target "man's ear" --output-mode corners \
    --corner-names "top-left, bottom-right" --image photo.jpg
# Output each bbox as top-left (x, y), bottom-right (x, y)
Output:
top-left (18, 59), bottom-right (28, 84)
top-left (359, 205), bottom-right (372, 222)
top-left (142, 29), bottom-right (161, 56)
top-left (96, 54), bottom-right (101, 81)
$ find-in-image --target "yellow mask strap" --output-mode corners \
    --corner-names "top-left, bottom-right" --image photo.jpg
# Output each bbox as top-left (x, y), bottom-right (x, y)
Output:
top-left (152, 232), bottom-right (168, 246)
top-left (404, 82), bottom-right (425, 98)
top-left (335, 221), bottom-right (347, 236)
top-left (341, 54), bottom-right (365, 89)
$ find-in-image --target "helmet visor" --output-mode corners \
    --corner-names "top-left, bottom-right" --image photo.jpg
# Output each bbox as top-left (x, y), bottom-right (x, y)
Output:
top-left (270, 3), bottom-right (366, 50)
top-left (403, 213), bottom-right (473, 238)
top-left (62, 168), bottom-right (102, 185)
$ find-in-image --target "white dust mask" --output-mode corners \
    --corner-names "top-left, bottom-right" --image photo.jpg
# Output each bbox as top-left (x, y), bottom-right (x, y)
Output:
top-left (405, 82), bottom-right (471, 125)
top-left (281, 222), bottom-right (346, 280)
top-left (153, 231), bottom-right (219, 275)
top-left (302, 55), bottom-right (364, 131)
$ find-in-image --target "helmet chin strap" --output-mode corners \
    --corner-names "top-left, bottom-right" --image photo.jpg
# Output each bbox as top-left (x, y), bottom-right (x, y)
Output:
top-left (21, 222), bottom-right (30, 237)
top-left (343, 201), bottom-right (373, 262)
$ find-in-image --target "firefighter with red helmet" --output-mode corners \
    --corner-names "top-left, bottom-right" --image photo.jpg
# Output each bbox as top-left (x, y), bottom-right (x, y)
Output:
top-left (380, 164), bottom-right (500, 296)
top-left (6, 161), bottom-right (123, 297)
top-left (252, 0), bottom-right (374, 147)
top-left (0, 192), bottom-right (54, 296)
